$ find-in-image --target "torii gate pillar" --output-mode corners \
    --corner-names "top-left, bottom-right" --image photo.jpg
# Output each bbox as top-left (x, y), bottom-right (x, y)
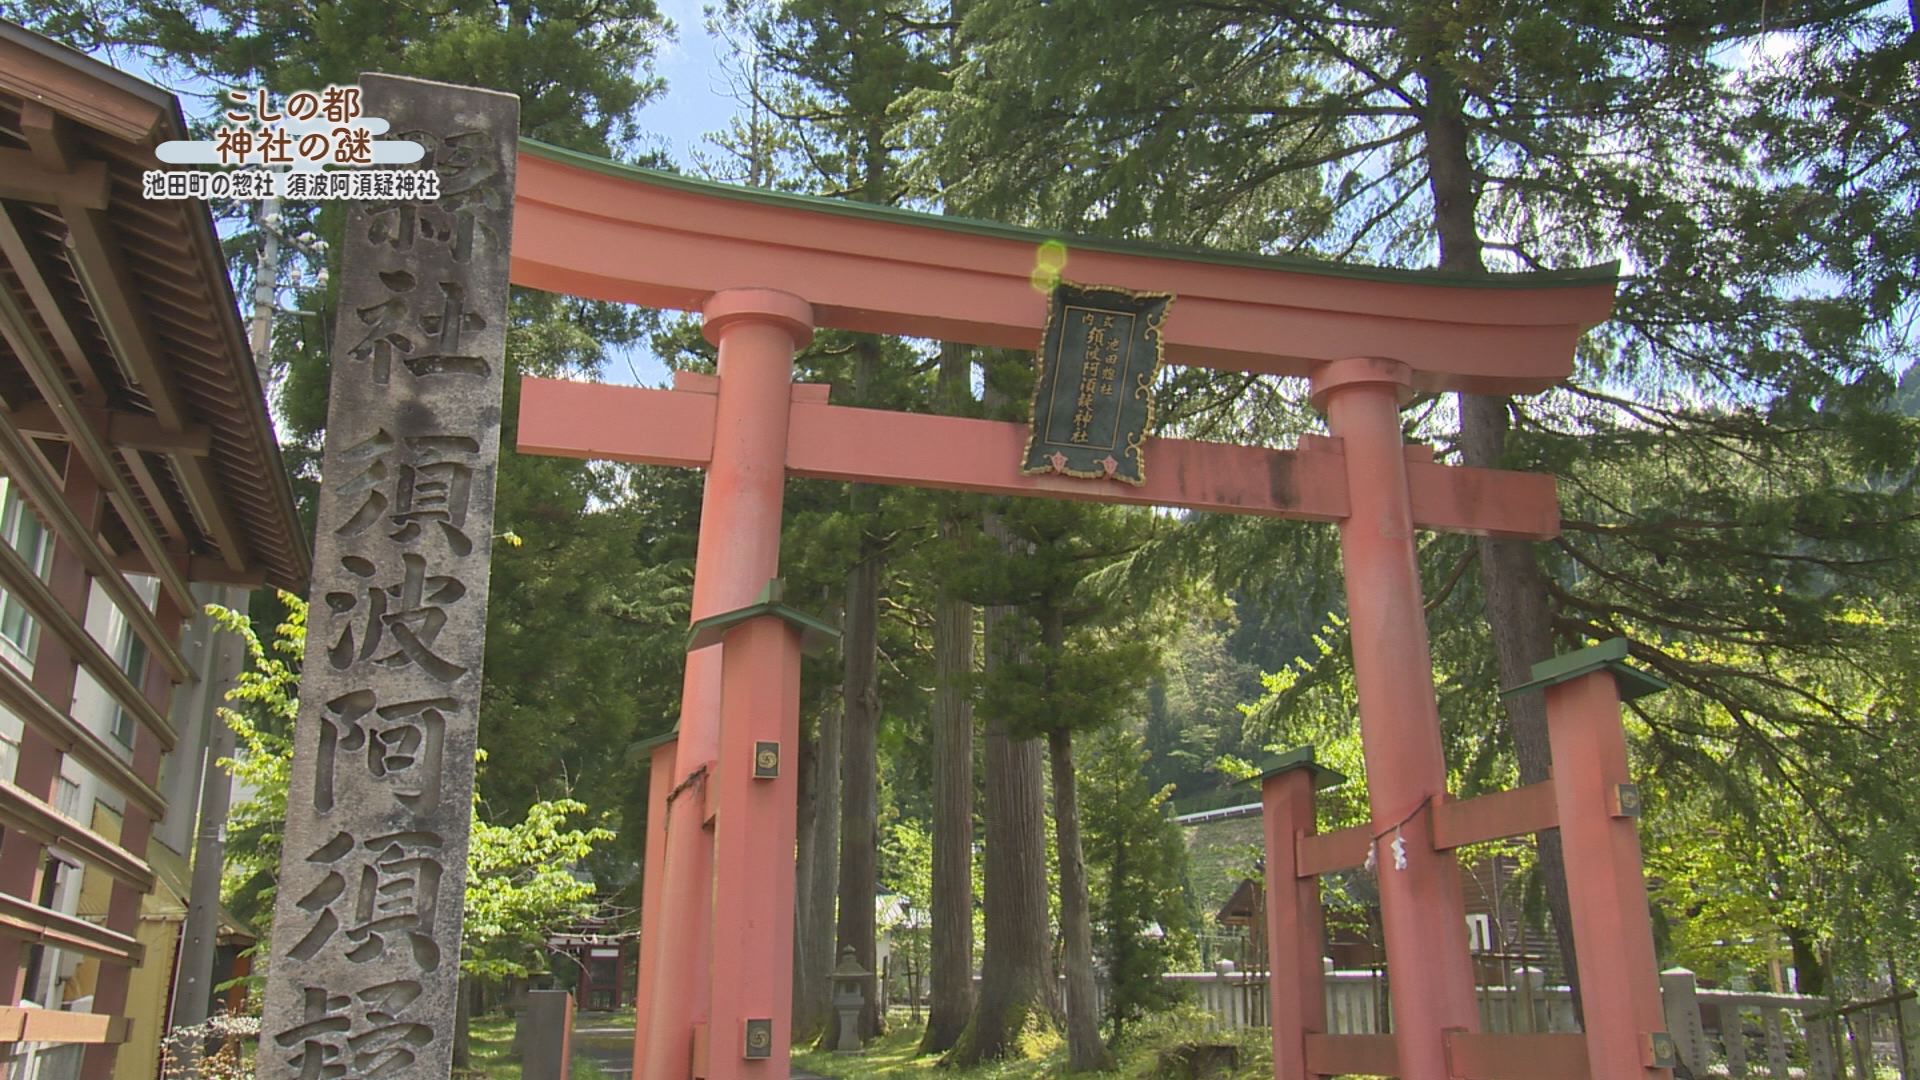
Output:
top-left (637, 289), bottom-right (814, 1080)
top-left (1311, 357), bottom-right (1481, 1078)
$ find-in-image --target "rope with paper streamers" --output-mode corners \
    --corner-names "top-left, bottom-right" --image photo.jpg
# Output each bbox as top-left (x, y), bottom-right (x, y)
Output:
top-left (1362, 793), bottom-right (1434, 874)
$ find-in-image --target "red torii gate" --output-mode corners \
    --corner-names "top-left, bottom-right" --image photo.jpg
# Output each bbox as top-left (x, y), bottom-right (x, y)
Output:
top-left (508, 139), bottom-right (1674, 1080)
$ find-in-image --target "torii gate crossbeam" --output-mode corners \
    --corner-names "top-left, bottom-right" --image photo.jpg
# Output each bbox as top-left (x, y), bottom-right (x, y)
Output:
top-left (508, 138), bottom-right (1673, 1080)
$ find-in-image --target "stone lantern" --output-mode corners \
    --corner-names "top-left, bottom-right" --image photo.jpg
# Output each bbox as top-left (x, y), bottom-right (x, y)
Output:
top-left (829, 946), bottom-right (870, 1053)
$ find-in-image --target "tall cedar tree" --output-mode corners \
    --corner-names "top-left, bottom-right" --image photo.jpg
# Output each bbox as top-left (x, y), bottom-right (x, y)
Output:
top-left (957, 494), bottom-right (1171, 1070)
top-left (923, 341), bottom-right (978, 1053)
top-left (940, 363), bottom-right (1059, 1065)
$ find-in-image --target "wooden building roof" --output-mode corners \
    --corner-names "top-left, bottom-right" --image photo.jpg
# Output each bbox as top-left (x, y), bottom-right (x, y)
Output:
top-left (0, 22), bottom-right (308, 602)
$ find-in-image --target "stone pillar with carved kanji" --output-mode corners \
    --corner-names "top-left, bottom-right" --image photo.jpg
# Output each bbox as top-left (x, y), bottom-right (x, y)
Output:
top-left (255, 74), bottom-right (518, 1080)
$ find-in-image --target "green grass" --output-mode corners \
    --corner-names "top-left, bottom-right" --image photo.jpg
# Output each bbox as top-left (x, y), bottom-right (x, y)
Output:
top-left (461, 1013), bottom-right (618, 1080)
top-left (469, 1003), bottom-right (1281, 1079)
top-left (793, 1008), bottom-right (1275, 1079)
top-left (794, 1020), bottom-right (1063, 1080)
top-left (462, 1014), bottom-right (521, 1080)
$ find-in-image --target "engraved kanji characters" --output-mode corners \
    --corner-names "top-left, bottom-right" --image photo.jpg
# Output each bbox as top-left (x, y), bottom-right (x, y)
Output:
top-left (413, 129), bottom-right (504, 263)
top-left (286, 829), bottom-right (446, 971)
top-left (364, 129), bottom-right (503, 262)
top-left (314, 690), bottom-right (453, 814)
top-left (326, 552), bottom-right (469, 682)
top-left (262, 77), bottom-right (516, 1080)
top-left (274, 981), bottom-right (433, 1080)
top-left (337, 430), bottom-right (480, 556)
top-left (347, 271), bottom-right (491, 384)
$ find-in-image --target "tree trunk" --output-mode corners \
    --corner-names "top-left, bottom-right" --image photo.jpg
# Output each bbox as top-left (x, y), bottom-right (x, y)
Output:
top-left (947, 663), bottom-right (1055, 1063)
top-left (1048, 726), bottom-right (1113, 1071)
top-left (923, 343), bottom-right (977, 1056)
top-left (947, 481), bottom-right (1057, 1065)
top-left (796, 694), bottom-right (843, 1040)
top-left (1787, 927), bottom-right (1828, 996)
top-left (249, 196), bottom-right (281, 381)
top-left (1420, 53), bottom-right (1585, 1024)
top-left (831, 336), bottom-right (885, 1047)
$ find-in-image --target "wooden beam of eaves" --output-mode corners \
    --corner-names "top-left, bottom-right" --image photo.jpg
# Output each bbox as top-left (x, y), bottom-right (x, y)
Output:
top-left (0, 533), bottom-right (176, 750)
top-left (0, 149), bottom-right (109, 210)
top-left (0, 417), bottom-right (190, 682)
top-left (112, 549), bottom-right (267, 588)
top-left (518, 378), bottom-right (1562, 540)
top-left (0, 1006), bottom-right (130, 1046)
top-left (0, 258), bottom-right (197, 620)
top-left (0, 778), bottom-right (154, 892)
top-left (7, 401), bottom-right (213, 455)
top-left (0, 657), bottom-right (166, 820)
top-left (0, 49), bottom-right (164, 147)
top-left (54, 198), bottom-right (252, 578)
top-left (0, 891), bottom-right (143, 965)
top-left (0, 202), bottom-right (106, 405)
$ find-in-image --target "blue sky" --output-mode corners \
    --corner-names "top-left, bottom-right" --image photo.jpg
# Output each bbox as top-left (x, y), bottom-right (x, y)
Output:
top-left (640, 0), bottom-right (742, 168)
top-left (609, 0), bottom-right (740, 385)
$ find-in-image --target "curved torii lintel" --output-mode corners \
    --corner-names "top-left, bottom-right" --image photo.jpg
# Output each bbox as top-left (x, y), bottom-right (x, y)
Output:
top-left (511, 138), bottom-right (1618, 396)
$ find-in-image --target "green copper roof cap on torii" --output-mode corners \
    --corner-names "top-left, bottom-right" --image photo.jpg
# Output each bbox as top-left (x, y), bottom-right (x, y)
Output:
top-left (517, 138), bottom-right (1618, 291)
top-left (630, 727), bottom-right (680, 760)
top-left (1501, 637), bottom-right (1671, 702)
top-left (1240, 746), bottom-right (1349, 791)
top-left (686, 578), bottom-right (842, 656)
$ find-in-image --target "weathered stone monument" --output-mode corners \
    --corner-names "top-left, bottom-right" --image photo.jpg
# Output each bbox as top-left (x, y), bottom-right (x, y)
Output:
top-left (256, 73), bottom-right (518, 1079)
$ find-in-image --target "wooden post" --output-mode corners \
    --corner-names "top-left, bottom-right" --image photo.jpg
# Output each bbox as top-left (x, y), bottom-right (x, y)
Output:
top-left (1512, 638), bottom-right (1675, 1079)
top-left (639, 289), bottom-right (812, 1080)
top-left (629, 733), bottom-right (676, 1077)
top-left (705, 613), bottom-right (808, 1079)
top-left (1255, 749), bottom-right (1341, 1080)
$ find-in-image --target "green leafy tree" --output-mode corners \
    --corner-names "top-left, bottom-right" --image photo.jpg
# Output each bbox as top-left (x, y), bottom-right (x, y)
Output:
top-left (956, 497), bottom-right (1180, 1070)
top-left (208, 597), bottom-right (614, 990)
top-left (1082, 729), bottom-right (1195, 1047)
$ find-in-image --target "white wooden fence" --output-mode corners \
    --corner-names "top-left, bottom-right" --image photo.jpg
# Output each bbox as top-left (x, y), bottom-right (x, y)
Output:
top-left (1158, 964), bottom-right (1862, 1079)
top-left (964, 963), bottom-right (1909, 1077)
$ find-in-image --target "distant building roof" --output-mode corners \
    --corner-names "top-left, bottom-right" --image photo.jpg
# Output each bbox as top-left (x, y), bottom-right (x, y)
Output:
top-left (1174, 802), bottom-right (1263, 827)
